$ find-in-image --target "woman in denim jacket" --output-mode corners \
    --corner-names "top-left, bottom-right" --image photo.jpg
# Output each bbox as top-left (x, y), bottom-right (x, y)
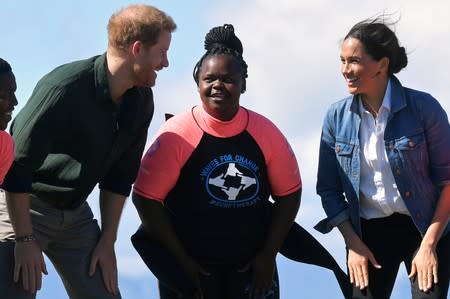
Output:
top-left (315, 17), bottom-right (450, 299)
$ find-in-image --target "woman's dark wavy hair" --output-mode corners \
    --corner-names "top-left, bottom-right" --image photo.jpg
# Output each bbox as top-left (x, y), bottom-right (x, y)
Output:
top-left (193, 24), bottom-right (248, 93)
top-left (345, 16), bottom-right (408, 74)
top-left (0, 58), bottom-right (12, 75)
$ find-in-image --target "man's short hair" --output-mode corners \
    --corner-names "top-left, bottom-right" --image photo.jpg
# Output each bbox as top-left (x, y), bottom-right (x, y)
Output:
top-left (107, 4), bottom-right (176, 50)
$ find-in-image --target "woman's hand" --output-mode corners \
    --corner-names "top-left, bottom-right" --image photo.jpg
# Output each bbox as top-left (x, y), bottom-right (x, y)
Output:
top-left (409, 243), bottom-right (438, 292)
top-left (408, 184), bottom-right (450, 293)
top-left (240, 251), bottom-right (276, 299)
top-left (347, 237), bottom-right (381, 290)
top-left (180, 256), bottom-right (210, 299)
top-left (338, 221), bottom-right (382, 290)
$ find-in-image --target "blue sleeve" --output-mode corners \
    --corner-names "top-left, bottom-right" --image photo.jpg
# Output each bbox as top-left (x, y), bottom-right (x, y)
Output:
top-left (421, 94), bottom-right (450, 186)
top-left (315, 107), bottom-right (350, 234)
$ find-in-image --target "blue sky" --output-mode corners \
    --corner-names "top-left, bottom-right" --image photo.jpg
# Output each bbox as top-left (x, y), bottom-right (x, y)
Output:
top-left (1, 1), bottom-right (449, 298)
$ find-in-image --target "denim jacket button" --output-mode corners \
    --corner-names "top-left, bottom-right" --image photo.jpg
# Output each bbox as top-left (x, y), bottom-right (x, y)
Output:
top-left (396, 169), bottom-right (401, 176)
top-left (408, 140), bottom-right (415, 148)
top-left (405, 191), bottom-right (411, 197)
top-left (416, 212), bottom-right (421, 219)
top-left (335, 145), bottom-right (340, 153)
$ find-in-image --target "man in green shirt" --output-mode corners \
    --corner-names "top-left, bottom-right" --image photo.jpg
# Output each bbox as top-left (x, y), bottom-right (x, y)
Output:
top-left (0, 4), bottom-right (176, 298)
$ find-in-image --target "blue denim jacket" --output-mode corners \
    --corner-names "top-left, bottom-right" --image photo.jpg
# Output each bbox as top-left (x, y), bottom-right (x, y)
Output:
top-left (314, 76), bottom-right (450, 237)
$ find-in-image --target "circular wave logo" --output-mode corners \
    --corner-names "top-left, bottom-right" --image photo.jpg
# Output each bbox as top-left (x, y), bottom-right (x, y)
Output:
top-left (203, 156), bottom-right (260, 207)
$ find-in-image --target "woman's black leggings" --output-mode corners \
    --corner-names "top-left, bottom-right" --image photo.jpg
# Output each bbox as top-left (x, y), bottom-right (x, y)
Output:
top-left (351, 213), bottom-right (450, 299)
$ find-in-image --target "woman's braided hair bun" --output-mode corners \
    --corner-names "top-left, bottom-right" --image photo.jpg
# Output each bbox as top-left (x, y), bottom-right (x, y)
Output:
top-left (204, 24), bottom-right (243, 55)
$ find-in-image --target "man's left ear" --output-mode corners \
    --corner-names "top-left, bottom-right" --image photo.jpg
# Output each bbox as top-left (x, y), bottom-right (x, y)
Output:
top-left (131, 40), bottom-right (144, 57)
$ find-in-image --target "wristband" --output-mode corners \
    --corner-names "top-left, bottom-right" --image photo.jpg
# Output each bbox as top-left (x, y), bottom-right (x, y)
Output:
top-left (15, 235), bottom-right (36, 243)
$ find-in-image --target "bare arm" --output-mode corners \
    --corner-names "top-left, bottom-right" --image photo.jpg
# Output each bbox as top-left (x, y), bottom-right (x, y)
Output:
top-left (132, 193), bottom-right (207, 297)
top-left (337, 220), bottom-right (381, 290)
top-left (421, 185), bottom-right (450, 250)
top-left (410, 184), bottom-right (450, 292)
top-left (263, 190), bottom-right (301, 257)
top-left (88, 189), bottom-right (126, 296)
top-left (99, 189), bottom-right (126, 243)
top-left (5, 192), bottom-right (47, 293)
top-left (132, 194), bottom-right (186, 261)
top-left (421, 184), bottom-right (450, 251)
top-left (246, 189), bottom-right (301, 299)
top-left (6, 192), bottom-right (33, 237)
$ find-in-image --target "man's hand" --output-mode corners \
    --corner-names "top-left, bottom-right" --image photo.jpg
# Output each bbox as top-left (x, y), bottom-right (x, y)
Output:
top-left (6, 192), bottom-right (47, 293)
top-left (89, 237), bottom-right (119, 296)
top-left (91, 190), bottom-right (126, 296)
top-left (14, 240), bottom-right (48, 293)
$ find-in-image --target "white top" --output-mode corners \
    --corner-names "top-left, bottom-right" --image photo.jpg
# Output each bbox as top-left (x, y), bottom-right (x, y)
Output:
top-left (358, 80), bottom-right (410, 219)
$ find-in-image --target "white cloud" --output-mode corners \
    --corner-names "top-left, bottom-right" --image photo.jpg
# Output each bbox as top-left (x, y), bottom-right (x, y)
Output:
top-left (205, 0), bottom-right (450, 128)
